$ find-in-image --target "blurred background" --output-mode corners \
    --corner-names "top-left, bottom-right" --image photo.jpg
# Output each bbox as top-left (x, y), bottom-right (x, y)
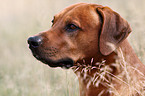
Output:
top-left (0, 0), bottom-right (145, 96)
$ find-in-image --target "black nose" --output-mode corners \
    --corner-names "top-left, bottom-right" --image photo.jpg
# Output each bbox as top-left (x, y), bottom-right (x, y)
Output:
top-left (27, 36), bottom-right (42, 48)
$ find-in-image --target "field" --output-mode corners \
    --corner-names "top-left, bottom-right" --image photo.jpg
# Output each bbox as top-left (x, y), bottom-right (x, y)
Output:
top-left (0, 0), bottom-right (145, 96)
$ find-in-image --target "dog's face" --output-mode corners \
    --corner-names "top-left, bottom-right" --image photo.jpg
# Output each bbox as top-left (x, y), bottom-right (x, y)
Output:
top-left (28, 3), bottom-right (131, 68)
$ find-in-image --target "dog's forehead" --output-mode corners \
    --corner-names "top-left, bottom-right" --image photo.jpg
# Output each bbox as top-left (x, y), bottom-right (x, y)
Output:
top-left (55, 3), bottom-right (89, 17)
top-left (54, 3), bottom-right (101, 24)
top-left (55, 3), bottom-right (100, 18)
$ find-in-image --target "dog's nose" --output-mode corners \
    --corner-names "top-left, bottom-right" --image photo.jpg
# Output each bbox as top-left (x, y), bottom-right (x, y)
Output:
top-left (27, 36), bottom-right (42, 48)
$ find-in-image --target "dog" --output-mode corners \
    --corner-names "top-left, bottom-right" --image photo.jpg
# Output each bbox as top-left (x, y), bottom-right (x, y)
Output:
top-left (27, 3), bottom-right (145, 96)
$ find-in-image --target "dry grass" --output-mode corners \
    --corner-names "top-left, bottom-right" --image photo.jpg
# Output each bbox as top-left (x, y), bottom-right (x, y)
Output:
top-left (72, 48), bottom-right (145, 96)
top-left (0, 0), bottom-right (145, 96)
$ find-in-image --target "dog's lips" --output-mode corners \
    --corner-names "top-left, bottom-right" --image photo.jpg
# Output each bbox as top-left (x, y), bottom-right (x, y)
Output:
top-left (32, 53), bottom-right (74, 69)
top-left (56, 58), bottom-right (74, 69)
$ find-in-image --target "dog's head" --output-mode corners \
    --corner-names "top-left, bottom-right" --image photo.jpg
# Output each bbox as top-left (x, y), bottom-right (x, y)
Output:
top-left (27, 3), bottom-right (131, 69)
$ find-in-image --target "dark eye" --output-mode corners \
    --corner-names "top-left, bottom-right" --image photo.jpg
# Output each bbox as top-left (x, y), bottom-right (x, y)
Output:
top-left (51, 19), bottom-right (54, 26)
top-left (65, 24), bottom-right (79, 32)
top-left (51, 19), bottom-right (54, 23)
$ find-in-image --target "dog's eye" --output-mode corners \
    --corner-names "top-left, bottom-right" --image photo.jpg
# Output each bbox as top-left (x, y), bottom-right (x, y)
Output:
top-left (51, 19), bottom-right (54, 23)
top-left (65, 24), bottom-right (79, 32)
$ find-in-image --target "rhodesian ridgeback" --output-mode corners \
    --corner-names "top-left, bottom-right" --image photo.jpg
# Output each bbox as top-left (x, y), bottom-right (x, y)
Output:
top-left (28, 3), bottom-right (145, 96)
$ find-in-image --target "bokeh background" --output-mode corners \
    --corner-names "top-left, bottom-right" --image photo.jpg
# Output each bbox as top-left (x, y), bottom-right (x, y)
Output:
top-left (0, 0), bottom-right (145, 96)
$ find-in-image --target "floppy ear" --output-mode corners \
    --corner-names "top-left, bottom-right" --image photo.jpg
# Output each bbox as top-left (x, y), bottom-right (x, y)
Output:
top-left (97, 7), bottom-right (132, 56)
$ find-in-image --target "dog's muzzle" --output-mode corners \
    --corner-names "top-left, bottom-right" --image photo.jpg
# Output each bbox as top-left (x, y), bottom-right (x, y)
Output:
top-left (27, 36), bottom-right (74, 69)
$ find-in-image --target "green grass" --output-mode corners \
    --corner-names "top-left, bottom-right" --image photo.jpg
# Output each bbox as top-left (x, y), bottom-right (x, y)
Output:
top-left (0, 0), bottom-right (145, 96)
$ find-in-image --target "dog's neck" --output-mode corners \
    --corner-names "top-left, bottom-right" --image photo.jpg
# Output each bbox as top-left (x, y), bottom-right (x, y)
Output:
top-left (72, 40), bottom-right (145, 96)
top-left (73, 53), bottom-right (117, 96)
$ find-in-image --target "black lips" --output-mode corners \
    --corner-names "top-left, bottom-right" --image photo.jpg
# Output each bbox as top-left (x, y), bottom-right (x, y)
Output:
top-left (33, 54), bottom-right (74, 69)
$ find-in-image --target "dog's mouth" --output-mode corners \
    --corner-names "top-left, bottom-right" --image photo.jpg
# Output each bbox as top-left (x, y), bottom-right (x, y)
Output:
top-left (33, 53), bottom-right (74, 69)
top-left (28, 39), bottom-right (74, 69)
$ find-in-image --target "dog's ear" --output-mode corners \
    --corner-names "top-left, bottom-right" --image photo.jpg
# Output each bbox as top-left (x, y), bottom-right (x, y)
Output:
top-left (97, 7), bottom-right (132, 56)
